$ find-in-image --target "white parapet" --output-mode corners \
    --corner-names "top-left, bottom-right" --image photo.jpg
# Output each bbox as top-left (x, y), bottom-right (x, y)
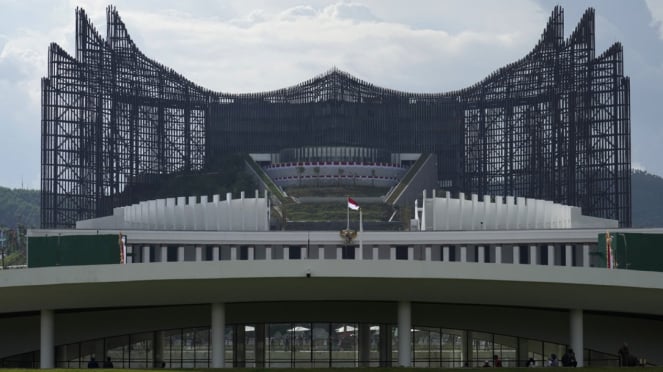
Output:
top-left (76, 190), bottom-right (270, 232)
top-left (419, 191), bottom-right (618, 231)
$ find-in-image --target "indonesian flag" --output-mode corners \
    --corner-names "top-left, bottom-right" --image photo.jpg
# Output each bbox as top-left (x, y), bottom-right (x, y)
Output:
top-left (347, 197), bottom-right (360, 211)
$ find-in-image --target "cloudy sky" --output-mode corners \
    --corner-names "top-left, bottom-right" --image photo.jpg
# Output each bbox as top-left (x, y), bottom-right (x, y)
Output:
top-left (1, 0), bottom-right (663, 189)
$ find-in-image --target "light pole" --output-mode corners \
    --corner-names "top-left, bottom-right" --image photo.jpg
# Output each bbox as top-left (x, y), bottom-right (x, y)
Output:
top-left (0, 230), bottom-right (5, 269)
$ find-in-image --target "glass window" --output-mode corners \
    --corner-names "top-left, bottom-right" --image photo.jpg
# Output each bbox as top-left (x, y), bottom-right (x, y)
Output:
top-left (267, 323), bottom-right (291, 368)
top-left (332, 323), bottom-right (357, 367)
top-left (312, 323), bottom-right (330, 367)
top-left (441, 328), bottom-right (463, 368)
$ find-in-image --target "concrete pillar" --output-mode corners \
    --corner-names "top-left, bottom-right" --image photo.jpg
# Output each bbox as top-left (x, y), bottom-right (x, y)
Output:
top-left (284, 247), bottom-right (290, 261)
top-left (212, 246), bottom-right (219, 261)
top-left (319, 246), bottom-right (325, 260)
top-left (255, 324), bottom-right (266, 368)
top-left (530, 245), bottom-right (537, 265)
top-left (177, 246), bottom-right (185, 262)
top-left (301, 246), bottom-right (307, 259)
top-left (195, 246), bottom-right (203, 262)
top-left (160, 246), bottom-right (168, 263)
top-left (230, 246), bottom-right (237, 261)
top-left (478, 246), bottom-right (485, 263)
top-left (443, 246), bottom-right (449, 262)
top-left (390, 246), bottom-right (396, 260)
top-left (373, 246), bottom-right (379, 260)
top-left (548, 244), bottom-right (555, 266)
top-left (565, 245), bottom-right (573, 266)
top-left (495, 246), bottom-right (502, 264)
top-left (425, 246), bottom-right (431, 261)
top-left (337, 246), bottom-right (342, 260)
top-left (397, 301), bottom-right (412, 367)
top-left (142, 245), bottom-right (151, 263)
top-left (266, 246), bottom-right (272, 260)
top-left (40, 309), bottom-right (54, 369)
top-left (570, 309), bottom-right (584, 367)
top-left (379, 324), bottom-right (392, 367)
top-left (249, 246), bottom-right (255, 260)
top-left (460, 246), bottom-right (467, 262)
top-left (211, 303), bottom-right (226, 368)
top-left (407, 247), bottom-right (413, 260)
top-left (358, 323), bottom-right (371, 367)
top-left (582, 244), bottom-right (590, 267)
top-left (513, 246), bottom-right (519, 264)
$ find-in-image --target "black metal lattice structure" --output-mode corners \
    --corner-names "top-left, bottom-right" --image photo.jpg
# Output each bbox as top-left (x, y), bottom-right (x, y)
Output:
top-left (42, 6), bottom-right (631, 228)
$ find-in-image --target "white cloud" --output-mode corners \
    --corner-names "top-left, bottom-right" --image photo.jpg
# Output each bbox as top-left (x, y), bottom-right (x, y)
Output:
top-left (645, 0), bottom-right (663, 39)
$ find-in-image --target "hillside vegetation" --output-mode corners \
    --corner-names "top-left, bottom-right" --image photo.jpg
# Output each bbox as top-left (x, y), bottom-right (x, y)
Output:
top-left (0, 187), bottom-right (39, 228)
top-left (631, 169), bottom-right (663, 227)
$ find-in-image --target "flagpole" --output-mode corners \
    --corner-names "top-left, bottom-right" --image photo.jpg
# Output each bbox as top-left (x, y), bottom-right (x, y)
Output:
top-left (346, 196), bottom-right (350, 230)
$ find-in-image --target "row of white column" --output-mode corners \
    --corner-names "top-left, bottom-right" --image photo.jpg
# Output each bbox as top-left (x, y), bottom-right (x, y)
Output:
top-left (38, 303), bottom-right (584, 368)
top-left (132, 244), bottom-right (592, 267)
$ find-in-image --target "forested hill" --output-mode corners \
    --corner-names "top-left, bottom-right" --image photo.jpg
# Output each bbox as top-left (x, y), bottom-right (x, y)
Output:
top-left (631, 170), bottom-right (663, 227)
top-left (0, 170), bottom-right (661, 229)
top-left (0, 186), bottom-right (39, 228)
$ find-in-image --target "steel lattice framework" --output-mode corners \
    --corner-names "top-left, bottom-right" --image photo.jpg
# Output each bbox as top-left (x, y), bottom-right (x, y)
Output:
top-left (42, 6), bottom-right (631, 228)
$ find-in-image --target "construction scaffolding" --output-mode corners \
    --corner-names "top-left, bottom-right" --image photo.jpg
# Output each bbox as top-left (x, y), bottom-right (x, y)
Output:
top-left (42, 6), bottom-right (630, 228)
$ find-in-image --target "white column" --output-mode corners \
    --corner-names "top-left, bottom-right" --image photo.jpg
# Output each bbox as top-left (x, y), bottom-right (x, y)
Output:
top-left (142, 245), bottom-right (151, 263)
top-left (425, 246), bottom-right (431, 261)
top-left (570, 309), bottom-right (584, 367)
top-left (40, 309), bottom-right (54, 368)
top-left (582, 244), bottom-right (590, 267)
top-left (318, 246), bottom-right (325, 260)
top-left (249, 246), bottom-right (255, 260)
top-left (478, 246), bottom-right (485, 263)
top-left (407, 246), bottom-right (413, 260)
top-left (397, 301), bottom-right (412, 367)
top-left (195, 246), bottom-right (203, 262)
top-left (495, 246), bottom-right (502, 264)
top-left (548, 244), bottom-right (555, 266)
top-left (565, 245), bottom-right (573, 266)
top-left (389, 246), bottom-right (396, 260)
top-left (160, 246), bottom-right (168, 263)
top-left (211, 303), bottom-right (226, 368)
top-left (337, 246), bottom-right (343, 260)
top-left (266, 246), bottom-right (272, 260)
top-left (460, 246), bottom-right (467, 262)
top-left (530, 245), bottom-right (537, 265)
top-left (212, 246), bottom-right (220, 261)
top-left (513, 246), bottom-right (519, 264)
top-left (357, 245), bottom-right (362, 260)
top-left (230, 246), bottom-right (237, 261)
top-left (177, 246), bottom-right (185, 262)
top-left (284, 247), bottom-right (290, 261)
top-left (442, 246), bottom-right (449, 262)
top-left (373, 246), bottom-right (379, 260)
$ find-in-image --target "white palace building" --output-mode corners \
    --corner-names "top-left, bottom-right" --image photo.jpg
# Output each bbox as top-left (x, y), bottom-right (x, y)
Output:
top-left (1, 191), bottom-right (663, 368)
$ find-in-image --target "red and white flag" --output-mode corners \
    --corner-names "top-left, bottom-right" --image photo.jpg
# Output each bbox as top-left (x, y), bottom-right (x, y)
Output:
top-left (347, 197), bottom-right (360, 211)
